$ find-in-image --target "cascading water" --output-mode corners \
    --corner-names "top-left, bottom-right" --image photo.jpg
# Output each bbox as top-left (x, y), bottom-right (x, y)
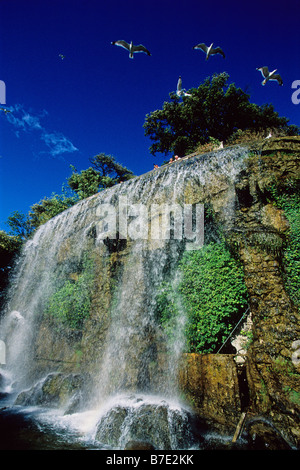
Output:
top-left (0, 146), bottom-right (248, 450)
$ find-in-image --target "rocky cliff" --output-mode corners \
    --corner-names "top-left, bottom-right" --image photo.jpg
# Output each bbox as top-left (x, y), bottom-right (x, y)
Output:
top-left (179, 136), bottom-right (300, 448)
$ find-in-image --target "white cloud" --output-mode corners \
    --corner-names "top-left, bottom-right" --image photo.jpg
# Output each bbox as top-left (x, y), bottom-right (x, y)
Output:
top-left (2, 104), bottom-right (78, 157)
top-left (41, 131), bottom-right (78, 156)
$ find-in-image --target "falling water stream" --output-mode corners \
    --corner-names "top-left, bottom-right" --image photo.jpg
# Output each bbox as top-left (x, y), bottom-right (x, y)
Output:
top-left (0, 147), bottom-right (248, 450)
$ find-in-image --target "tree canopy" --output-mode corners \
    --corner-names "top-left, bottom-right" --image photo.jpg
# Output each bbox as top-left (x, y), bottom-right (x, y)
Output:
top-left (144, 72), bottom-right (299, 158)
top-left (6, 210), bottom-right (35, 241)
top-left (4, 193), bottom-right (78, 243)
top-left (68, 153), bottom-right (135, 199)
top-left (29, 192), bottom-right (78, 228)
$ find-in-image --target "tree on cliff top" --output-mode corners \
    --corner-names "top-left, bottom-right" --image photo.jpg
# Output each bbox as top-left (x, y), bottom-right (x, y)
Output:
top-left (68, 153), bottom-right (135, 199)
top-left (143, 72), bottom-right (299, 158)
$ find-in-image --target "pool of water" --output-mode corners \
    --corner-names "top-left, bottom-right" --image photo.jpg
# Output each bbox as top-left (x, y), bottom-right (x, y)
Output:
top-left (0, 396), bottom-right (102, 450)
top-left (0, 393), bottom-right (249, 451)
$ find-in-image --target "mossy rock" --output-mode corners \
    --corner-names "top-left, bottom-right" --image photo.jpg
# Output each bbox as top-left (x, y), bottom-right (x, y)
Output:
top-left (15, 372), bottom-right (85, 409)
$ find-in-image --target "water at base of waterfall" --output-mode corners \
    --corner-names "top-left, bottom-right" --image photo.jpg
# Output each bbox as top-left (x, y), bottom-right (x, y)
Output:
top-left (0, 392), bottom-right (249, 451)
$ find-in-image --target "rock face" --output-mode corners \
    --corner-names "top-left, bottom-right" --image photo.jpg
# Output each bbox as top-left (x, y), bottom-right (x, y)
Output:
top-left (1, 136), bottom-right (299, 449)
top-left (178, 137), bottom-right (300, 447)
top-left (178, 354), bottom-right (242, 431)
top-left (233, 138), bottom-right (300, 448)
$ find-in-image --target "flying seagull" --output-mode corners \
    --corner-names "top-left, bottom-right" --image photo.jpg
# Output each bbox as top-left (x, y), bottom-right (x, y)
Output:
top-left (193, 42), bottom-right (225, 60)
top-left (256, 67), bottom-right (283, 86)
top-left (176, 76), bottom-right (191, 97)
top-left (111, 40), bottom-right (151, 59)
top-left (59, 54), bottom-right (65, 60)
top-left (0, 107), bottom-right (11, 115)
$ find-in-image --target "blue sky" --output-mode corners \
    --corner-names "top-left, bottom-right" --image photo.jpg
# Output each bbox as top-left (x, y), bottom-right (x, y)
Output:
top-left (0, 0), bottom-right (299, 231)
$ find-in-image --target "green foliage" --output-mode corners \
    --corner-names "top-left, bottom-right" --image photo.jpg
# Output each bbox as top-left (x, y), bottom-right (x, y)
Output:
top-left (29, 191), bottom-right (78, 228)
top-left (0, 230), bottom-right (22, 256)
top-left (282, 386), bottom-right (300, 405)
top-left (68, 154), bottom-right (135, 200)
top-left (155, 279), bottom-right (183, 342)
top-left (5, 190), bottom-right (78, 242)
top-left (268, 179), bottom-right (300, 307)
top-left (156, 242), bottom-right (248, 353)
top-left (144, 72), bottom-right (299, 158)
top-left (46, 255), bottom-right (95, 330)
top-left (90, 153), bottom-right (134, 181)
top-left (6, 210), bottom-right (34, 240)
top-left (0, 230), bottom-right (21, 272)
top-left (68, 166), bottom-right (103, 199)
top-left (0, 231), bottom-right (22, 309)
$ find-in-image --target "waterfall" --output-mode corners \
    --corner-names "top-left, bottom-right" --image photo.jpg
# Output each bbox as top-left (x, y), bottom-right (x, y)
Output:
top-left (0, 146), bottom-right (248, 449)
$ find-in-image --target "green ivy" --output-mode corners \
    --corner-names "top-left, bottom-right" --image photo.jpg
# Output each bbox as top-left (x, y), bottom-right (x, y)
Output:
top-left (46, 255), bottom-right (95, 330)
top-left (268, 179), bottom-right (300, 308)
top-left (156, 242), bottom-right (248, 353)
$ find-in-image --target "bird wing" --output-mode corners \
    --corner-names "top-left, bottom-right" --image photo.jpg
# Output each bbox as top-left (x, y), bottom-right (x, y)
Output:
top-left (257, 66), bottom-right (270, 78)
top-left (270, 74), bottom-right (283, 85)
top-left (111, 40), bottom-right (131, 51)
top-left (132, 44), bottom-right (151, 55)
top-left (177, 76), bottom-right (182, 92)
top-left (193, 43), bottom-right (208, 54)
top-left (211, 46), bottom-right (225, 58)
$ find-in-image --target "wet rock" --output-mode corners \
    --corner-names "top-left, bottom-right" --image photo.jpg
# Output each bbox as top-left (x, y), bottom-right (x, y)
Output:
top-left (14, 372), bottom-right (85, 409)
top-left (124, 440), bottom-right (155, 450)
top-left (247, 420), bottom-right (292, 450)
top-left (95, 397), bottom-right (196, 450)
top-left (95, 406), bottom-right (128, 446)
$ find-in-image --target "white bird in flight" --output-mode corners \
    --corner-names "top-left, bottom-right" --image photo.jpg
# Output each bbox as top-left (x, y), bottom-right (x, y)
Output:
top-left (111, 40), bottom-right (151, 59)
top-left (193, 42), bottom-right (225, 60)
top-left (0, 107), bottom-right (11, 115)
top-left (256, 67), bottom-right (283, 86)
top-left (176, 76), bottom-right (191, 97)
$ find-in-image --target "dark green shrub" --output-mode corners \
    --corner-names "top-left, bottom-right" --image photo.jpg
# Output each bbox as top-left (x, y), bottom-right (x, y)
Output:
top-left (156, 242), bottom-right (248, 353)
